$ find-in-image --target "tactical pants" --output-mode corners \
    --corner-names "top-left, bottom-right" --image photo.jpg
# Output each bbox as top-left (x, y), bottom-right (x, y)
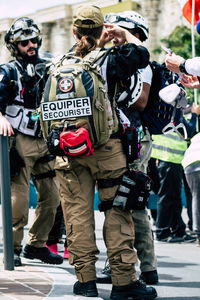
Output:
top-left (10, 133), bottom-right (60, 251)
top-left (56, 138), bottom-right (137, 285)
top-left (133, 209), bottom-right (156, 272)
top-left (131, 130), bottom-right (157, 272)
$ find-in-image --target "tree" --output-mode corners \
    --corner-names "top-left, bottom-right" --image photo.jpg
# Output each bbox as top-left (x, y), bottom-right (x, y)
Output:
top-left (161, 25), bottom-right (200, 58)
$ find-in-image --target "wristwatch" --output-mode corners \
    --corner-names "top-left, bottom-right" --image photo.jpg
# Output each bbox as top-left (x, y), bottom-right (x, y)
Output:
top-left (179, 60), bottom-right (188, 74)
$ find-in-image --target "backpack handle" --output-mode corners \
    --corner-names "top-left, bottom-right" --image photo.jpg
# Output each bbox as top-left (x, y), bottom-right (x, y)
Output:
top-left (162, 121), bottom-right (188, 140)
top-left (59, 53), bottom-right (83, 66)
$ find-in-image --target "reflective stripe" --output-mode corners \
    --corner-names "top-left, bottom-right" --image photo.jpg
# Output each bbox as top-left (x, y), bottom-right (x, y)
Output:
top-left (152, 144), bottom-right (185, 156)
top-left (4, 62), bottom-right (40, 136)
top-left (151, 132), bottom-right (188, 163)
top-left (5, 105), bottom-right (39, 136)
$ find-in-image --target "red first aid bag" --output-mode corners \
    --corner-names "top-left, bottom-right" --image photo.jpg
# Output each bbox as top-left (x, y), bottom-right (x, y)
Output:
top-left (60, 128), bottom-right (94, 157)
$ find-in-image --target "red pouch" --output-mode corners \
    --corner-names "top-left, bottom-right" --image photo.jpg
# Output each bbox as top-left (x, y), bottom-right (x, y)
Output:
top-left (60, 128), bottom-right (94, 157)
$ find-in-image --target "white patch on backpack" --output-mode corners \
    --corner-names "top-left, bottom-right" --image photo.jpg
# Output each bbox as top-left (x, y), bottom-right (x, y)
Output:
top-left (0, 74), bottom-right (4, 81)
top-left (59, 78), bottom-right (73, 92)
top-left (41, 97), bottom-right (92, 121)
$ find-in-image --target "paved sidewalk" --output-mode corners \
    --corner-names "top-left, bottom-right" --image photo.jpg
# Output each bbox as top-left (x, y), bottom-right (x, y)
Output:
top-left (0, 208), bottom-right (200, 299)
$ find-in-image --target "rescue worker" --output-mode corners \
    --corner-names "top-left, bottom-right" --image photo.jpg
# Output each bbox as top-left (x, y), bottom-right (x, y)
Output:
top-left (0, 17), bottom-right (63, 266)
top-left (96, 11), bottom-right (158, 285)
top-left (50, 5), bottom-right (157, 300)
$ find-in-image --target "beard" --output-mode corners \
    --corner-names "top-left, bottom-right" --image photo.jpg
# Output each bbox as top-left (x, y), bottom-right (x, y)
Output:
top-left (19, 47), bottom-right (39, 64)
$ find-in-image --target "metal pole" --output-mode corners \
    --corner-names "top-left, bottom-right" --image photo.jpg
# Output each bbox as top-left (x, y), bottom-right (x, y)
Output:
top-left (0, 135), bottom-right (14, 270)
top-left (191, 0), bottom-right (197, 103)
top-left (191, 0), bottom-right (199, 131)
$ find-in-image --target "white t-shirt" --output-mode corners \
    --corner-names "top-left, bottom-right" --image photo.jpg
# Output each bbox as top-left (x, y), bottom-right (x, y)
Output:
top-left (139, 64), bottom-right (153, 85)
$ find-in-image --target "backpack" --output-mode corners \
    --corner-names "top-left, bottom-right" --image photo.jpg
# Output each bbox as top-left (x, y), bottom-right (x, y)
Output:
top-left (141, 61), bottom-right (182, 135)
top-left (0, 61), bottom-right (18, 103)
top-left (39, 49), bottom-right (117, 148)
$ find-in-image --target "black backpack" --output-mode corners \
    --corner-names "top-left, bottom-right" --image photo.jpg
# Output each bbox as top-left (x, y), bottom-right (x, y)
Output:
top-left (0, 61), bottom-right (18, 104)
top-left (141, 61), bottom-right (182, 135)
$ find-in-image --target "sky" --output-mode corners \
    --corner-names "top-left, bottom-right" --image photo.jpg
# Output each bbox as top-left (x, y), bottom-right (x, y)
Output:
top-left (0, 0), bottom-right (87, 20)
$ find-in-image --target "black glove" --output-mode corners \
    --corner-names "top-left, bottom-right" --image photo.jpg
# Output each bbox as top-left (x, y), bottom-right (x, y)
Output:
top-left (47, 128), bottom-right (66, 156)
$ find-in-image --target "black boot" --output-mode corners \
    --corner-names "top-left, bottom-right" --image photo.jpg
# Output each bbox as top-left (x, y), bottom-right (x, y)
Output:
top-left (73, 280), bottom-right (98, 297)
top-left (139, 270), bottom-right (159, 284)
top-left (110, 280), bottom-right (157, 300)
top-left (23, 244), bottom-right (63, 264)
top-left (96, 259), bottom-right (112, 284)
top-left (14, 249), bottom-right (22, 267)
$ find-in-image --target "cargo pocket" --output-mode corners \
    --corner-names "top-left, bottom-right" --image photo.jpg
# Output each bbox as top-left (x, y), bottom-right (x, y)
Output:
top-left (97, 141), bottom-right (127, 202)
top-left (105, 219), bottom-right (134, 252)
top-left (121, 223), bottom-right (135, 248)
top-left (97, 139), bottom-right (126, 170)
top-left (121, 252), bottom-right (137, 264)
top-left (66, 223), bottom-right (98, 256)
top-left (119, 223), bottom-right (137, 264)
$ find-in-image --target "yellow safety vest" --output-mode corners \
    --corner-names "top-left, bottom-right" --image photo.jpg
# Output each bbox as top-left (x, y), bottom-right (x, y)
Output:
top-left (182, 132), bottom-right (200, 169)
top-left (151, 132), bottom-right (188, 164)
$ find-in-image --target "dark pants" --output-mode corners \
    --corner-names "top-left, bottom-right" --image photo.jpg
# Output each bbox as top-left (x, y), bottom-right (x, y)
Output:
top-left (147, 158), bottom-right (160, 222)
top-left (156, 160), bottom-right (186, 239)
top-left (46, 203), bottom-right (66, 246)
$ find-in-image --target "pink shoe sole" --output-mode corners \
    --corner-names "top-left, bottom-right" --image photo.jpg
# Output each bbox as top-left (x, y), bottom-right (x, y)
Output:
top-left (45, 243), bottom-right (58, 254)
top-left (63, 247), bottom-right (69, 259)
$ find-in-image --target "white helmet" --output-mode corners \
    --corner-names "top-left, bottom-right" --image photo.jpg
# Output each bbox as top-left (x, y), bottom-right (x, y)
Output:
top-left (104, 11), bottom-right (149, 41)
top-left (117, 71), bottom-right (143, 107)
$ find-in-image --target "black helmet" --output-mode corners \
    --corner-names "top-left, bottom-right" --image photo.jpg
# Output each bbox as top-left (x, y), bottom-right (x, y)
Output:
top-left (5, 17), bottom-right (42, 57)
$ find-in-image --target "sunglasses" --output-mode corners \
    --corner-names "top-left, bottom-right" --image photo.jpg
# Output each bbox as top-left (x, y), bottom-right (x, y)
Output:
top-left (18, 37), bottom-right (38, 47)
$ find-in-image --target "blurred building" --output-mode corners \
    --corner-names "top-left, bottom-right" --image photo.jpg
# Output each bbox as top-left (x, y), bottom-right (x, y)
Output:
top-left (0, 0), bottom-right (189, 63)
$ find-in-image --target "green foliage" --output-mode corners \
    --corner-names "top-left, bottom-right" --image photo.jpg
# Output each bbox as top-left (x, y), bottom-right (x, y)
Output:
top-left (161, 25), bottom-right (200, 58)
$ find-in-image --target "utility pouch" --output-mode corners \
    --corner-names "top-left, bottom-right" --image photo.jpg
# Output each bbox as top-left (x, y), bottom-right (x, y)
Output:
top-left (159, 83), bottom-right (187, 108)
top-left (121, 126), bottom-right (143, 163)
top-left (113, 170), bottom-right (153, 210)
top-left (9, 137), bottom-right (25, 177)
top-left (60, 127), bottom-right (94, 157)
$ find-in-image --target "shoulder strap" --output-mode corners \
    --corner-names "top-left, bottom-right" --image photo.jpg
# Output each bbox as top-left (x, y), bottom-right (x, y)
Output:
top-left (83, 48), bottom-right (103, 63)
top-left (83, 47), bottom-right (115, 66)
top-left (0, 61), bottom-right (17, 82)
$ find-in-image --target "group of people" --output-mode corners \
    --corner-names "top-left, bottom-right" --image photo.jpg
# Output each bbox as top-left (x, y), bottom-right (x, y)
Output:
top-left (0, 4), bottom-right (199, 300)
top-left (165, 53), bottom-right (200, 246)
